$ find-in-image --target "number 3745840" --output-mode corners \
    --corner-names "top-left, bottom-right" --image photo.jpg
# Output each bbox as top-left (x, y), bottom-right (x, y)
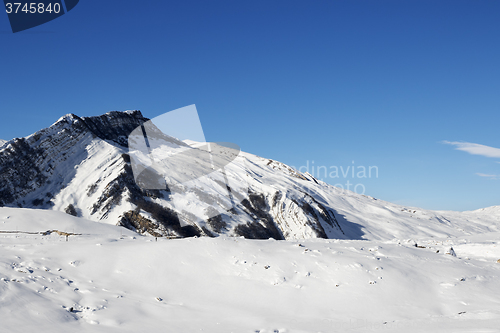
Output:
top-left (5, 2), bottom-right (61, 14)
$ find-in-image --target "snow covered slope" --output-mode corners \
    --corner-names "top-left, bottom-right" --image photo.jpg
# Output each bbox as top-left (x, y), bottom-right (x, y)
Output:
top-left (1, 207), bottom-right (499, 332)
top-left (0, 110), bottom-right (499, 241)
top-left (1, 111), bottom-right (499, 332)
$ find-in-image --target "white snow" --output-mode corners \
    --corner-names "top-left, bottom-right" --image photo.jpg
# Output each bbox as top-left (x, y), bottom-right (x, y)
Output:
top-left (1, 207), bottom-right (499, 332)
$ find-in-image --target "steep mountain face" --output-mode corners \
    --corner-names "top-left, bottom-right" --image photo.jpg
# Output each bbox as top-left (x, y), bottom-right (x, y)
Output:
top-left (0, 111), bottom-right (144, 204)
top-left (0, 111), bottom-right (344, 239)
top-left (0, 111), bottom-right (499, 240)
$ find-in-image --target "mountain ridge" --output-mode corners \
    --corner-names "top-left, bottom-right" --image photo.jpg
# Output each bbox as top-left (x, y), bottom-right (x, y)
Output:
top-left (0, 110), bottom-right (499, 241)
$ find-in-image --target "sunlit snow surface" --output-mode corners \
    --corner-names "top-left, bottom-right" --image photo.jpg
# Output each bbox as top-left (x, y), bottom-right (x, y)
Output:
top-left (1, 208), bottom-right (499, 332)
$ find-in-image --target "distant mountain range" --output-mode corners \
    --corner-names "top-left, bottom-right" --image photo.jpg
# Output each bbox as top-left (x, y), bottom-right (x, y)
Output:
top-left (0, 111), bottom-right (499, 240)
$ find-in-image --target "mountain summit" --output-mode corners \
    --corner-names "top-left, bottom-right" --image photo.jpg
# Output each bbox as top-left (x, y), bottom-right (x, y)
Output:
top-left (0, 111), bottom-right (498, 240)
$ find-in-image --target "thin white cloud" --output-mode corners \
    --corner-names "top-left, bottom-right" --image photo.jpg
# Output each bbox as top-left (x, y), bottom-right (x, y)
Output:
top-left (476, 173), bottom-right (500, 180)
top-left (443, 141), bottom-right (500, 158)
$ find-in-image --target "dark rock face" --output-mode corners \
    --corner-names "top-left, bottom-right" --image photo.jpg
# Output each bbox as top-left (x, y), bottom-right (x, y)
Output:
top-left (292, 193), bottom-right (345, 238)
top-left (234, 192), bottom-right (284, 240)
top-left (206, 213), bottom-right (228, 234)
top-left (0, 138), bottom-right (47, 206)
top-left (65, 204), bottom-right (78, 216)
top-left (77, 111), bottom-right (147, 147)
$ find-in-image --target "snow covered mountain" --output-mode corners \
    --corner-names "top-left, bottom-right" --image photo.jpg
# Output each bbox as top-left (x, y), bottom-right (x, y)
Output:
top-left (0, 110), bottom-right (499, 240)
top-left (1, 112), bottom-right (500, 332)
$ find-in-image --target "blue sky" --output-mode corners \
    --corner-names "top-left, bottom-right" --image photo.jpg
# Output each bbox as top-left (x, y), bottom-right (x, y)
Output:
top-left (1, 0), bottom-right (499, 211)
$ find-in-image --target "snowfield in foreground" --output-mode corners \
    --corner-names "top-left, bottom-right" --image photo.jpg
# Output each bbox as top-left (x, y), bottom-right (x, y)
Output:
top-left (1, 207), bottom-right (500, 333)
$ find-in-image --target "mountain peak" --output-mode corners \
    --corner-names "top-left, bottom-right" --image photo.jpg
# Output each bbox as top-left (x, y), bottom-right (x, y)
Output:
top-left (50, 110), bottom-right (149, 148)
top-left (55, 113), bottom-right (80, 125)
top-left (0, 110), bottom-right (150, 208)
top-left (79, 110), bottom-right (148, 147)
top-left (55, 110), bottom-right (144, 124)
